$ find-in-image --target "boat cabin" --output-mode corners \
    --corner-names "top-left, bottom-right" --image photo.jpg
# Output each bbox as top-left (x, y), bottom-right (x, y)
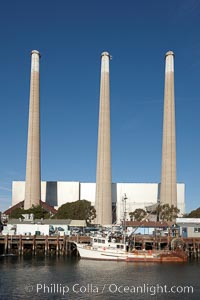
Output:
top-left (90, 236), bottom-right (126, 251)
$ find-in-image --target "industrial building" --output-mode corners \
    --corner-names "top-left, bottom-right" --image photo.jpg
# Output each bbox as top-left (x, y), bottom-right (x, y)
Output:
top-left (12, 181), bottom-right (185, 224)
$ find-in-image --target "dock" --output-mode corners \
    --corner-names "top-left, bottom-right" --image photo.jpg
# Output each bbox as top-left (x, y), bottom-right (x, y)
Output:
top-left (0, 235), bottom-right (200, 259)
top-left (0, 235), bottom-right (89, 257)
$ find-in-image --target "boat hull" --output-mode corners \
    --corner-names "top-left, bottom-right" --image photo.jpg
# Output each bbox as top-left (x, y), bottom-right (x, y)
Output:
top-left (76, 244), bottom-right (187, 262)
top-left (77, 244), bottom-right (127, 261)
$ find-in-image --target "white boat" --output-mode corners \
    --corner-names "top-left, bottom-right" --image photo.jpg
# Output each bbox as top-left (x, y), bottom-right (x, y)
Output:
top-left (76, 196), bottom-right (187, 262)
top-left (76, 236), bottom-right (187, 262)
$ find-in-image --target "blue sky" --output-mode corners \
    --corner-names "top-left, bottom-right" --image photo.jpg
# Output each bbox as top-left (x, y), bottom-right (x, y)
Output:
top-left (0, 0), bottom-right (200, 213)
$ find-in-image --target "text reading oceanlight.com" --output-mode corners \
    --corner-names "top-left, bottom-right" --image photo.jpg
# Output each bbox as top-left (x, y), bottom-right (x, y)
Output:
top-left (24, 283), bottom-right (194, 296)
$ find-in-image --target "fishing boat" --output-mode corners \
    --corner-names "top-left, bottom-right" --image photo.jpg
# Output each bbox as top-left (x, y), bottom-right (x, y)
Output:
top-left (76, 236), bottom-right (187, 262)
top-left (77, 194), bottom-right (187, 262)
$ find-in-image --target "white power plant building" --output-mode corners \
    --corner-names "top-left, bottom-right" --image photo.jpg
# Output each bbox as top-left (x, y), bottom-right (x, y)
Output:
top-left (12, 181), bottom-right (185, 224)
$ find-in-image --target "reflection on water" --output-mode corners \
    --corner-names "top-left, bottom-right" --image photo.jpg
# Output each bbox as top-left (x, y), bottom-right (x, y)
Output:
top-left (0, 256), bottom-right (200, 299)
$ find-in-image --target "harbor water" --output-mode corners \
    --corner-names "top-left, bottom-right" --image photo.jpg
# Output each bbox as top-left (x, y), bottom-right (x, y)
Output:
top-left (0, 256), bottom-right (200, 300)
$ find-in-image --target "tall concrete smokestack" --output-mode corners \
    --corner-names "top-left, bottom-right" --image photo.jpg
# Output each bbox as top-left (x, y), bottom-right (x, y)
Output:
top-left (160, 51), bottom-right (177, 207)
top-left (95, 51), bottom-right (112, 225)
top-left (24, 50), bottom-right (41, 210)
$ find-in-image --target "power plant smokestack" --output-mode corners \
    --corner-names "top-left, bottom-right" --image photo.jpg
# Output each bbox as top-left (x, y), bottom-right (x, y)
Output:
top-left (160, 51), bottom-right (177, 207)
top-left (95, 51), bottom-right (112, 225)
top-left (24, 50), bottom-right (41, 210)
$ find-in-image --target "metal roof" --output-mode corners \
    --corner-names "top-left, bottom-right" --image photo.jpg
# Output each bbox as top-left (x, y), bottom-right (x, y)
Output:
top-left (176, 218), bottom-right (200, 225)
top-left (8, 219), bottom-right (71, 225)
top-left (7, 219), bottom-right (88, 227)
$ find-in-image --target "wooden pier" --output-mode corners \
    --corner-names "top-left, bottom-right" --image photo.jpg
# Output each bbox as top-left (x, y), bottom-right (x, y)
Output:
top-left (0, 235), bottom-right (89, 257)
top-left (0, 235), bottom-right (200, 259)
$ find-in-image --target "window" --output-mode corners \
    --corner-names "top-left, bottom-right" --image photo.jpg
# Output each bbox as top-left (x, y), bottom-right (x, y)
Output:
top-left (194, 228), bottom-right (200, 233)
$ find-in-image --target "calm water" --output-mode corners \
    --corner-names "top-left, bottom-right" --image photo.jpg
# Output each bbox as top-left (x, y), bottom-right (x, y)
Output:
top-left (0, 256), bottom-right (200, 300)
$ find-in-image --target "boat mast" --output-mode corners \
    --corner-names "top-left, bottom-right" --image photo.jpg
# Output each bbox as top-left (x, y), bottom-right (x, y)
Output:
top-left (122, 193), bottom-right (128, 245)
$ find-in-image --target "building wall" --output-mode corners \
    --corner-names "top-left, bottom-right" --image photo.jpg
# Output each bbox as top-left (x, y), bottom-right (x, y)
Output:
top-left (12, 181), bottom-right (80, 208)
top-left (80, 183), bottom-right (117, 206)
top-left (176, 218), bottom-right (200, 238)
top-left (187, 227), bottom-right (200, 238)
top-left (80, 183), bottom-right (96, 205)
top-left (12, 181), bottom-right (26, 206)
top-left (177, 184), bottom-right (185, 214)
top-left (116, 183), bottom-right (185, 223)
top-left (16, 224), bottom-right (49, 235)
top-left (179, 226), bottom-right (200, 238)
top-left (116, 183), bottom-right (159, 223)
top-left (57, 182), bottom-right (80, 207)
top-left (12, 181), bottom-right (185, 223)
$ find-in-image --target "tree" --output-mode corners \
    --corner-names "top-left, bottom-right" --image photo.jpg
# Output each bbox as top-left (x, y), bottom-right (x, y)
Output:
top-left (156, 204), bottom-right (180, 222)
top-left (9, 208), bottom-right (25, 219)
top-left (54, 200), bottom-right (96, 224)
top-left (9, 205), bottom-right (51, 219)
top-left (25, 206), bottom-right (51, 219)
top-left (187, 207), bottom-right (200, 218)
top-left (129, 208), bottom-right (147, 222)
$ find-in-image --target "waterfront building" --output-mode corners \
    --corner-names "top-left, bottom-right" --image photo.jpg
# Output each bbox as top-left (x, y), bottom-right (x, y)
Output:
top-left (176, 218), bottom-right (200, 238)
